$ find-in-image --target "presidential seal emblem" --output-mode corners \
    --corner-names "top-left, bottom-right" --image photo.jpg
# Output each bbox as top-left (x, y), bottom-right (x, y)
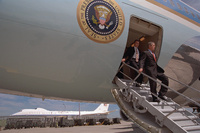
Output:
top-left (77, 0), bottom-right (125, 43)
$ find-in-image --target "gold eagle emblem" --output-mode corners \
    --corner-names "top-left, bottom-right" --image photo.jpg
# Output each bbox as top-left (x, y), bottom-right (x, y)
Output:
top-left (94, 5), bottom-right (113, 29)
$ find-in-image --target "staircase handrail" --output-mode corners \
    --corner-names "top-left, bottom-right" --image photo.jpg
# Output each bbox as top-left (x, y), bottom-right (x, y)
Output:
top-left (167, 76), bottom-right (200, 93)
top-left (119, 62), bottom-right (200, 108)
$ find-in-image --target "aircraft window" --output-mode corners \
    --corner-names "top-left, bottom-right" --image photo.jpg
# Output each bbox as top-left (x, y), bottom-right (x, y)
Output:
top-left (184, 7), bottom-right (189, 14)
top-left (177, 3), bottom-right (182, 10)
top-left (169, 0), bottom-right (175, 7)
top-left (190, 11), bottom-right (195, 18)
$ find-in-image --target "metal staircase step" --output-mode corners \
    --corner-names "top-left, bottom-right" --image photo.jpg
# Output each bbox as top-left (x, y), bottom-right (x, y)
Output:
top-left (175, 120), bottom-right (197, 127)
top-left (170, 115), bottom-right (198, 121)
top-left (149, 102), bottom-right (176, 106)
top-left (135, 89), bottom-right (149, 93)
top-left (183, 125), bottom-right (200, 131)
top-left (153, 105), bottom-right (178, 110)
top-left (129, 86), bottom-right (151, 92)
top-left (159, 108), bottom-right (185, 113)
top-left (142, 87), bottom-right (151, 91)
top-left (144, 94), bottom-right (152, 99)
top-left (187, 131), bottom-right (200, 133)
top-left (135, 90), bottom-right (149, 96)
top-left (120, 79), bottom-right (131, 83)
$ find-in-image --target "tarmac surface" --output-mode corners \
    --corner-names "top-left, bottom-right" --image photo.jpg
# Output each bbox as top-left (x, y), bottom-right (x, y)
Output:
top-left (0, 121), bottom-right (145, 133)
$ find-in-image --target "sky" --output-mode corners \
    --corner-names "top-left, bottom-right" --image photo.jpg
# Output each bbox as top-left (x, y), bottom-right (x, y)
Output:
top-left (0, 0), bottom-right (200, 117)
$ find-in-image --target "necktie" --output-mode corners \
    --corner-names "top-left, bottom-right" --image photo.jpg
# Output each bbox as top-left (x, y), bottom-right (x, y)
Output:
top-left (152, 53), bottom-right (156, 62)
top-left (135, 48), bottom-right (139, 62)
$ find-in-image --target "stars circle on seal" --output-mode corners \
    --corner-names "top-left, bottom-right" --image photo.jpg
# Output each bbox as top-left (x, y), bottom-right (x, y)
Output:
top-left (77, 0), bottom-right (125, 43)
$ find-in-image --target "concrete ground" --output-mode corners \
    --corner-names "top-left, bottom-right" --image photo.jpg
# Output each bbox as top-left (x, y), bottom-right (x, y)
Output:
top-left (0, 121), bottom-right (146, 133)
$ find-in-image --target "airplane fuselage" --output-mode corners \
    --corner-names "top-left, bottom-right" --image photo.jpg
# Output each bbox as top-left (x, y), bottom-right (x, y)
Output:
top-left (0, 0), bottom-right (199, 104)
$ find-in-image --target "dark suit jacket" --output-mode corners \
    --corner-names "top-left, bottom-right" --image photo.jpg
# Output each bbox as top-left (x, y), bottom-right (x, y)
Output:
top-left (139, 50), bottom-right (164, 77)
top-left (123, 46), bottom-right (142, 61)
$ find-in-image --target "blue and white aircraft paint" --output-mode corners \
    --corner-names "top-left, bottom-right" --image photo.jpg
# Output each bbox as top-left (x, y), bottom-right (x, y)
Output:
top-left (12, 104), bottom-right (110, 117)
top-left (0, 0), bottom-right (199, 108)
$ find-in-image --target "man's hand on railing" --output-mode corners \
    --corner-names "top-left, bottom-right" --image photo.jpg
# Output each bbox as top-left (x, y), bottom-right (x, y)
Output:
top-left (139, 68), bottom-right (143, 73)
top-left (121, 58), bottom-right (126, 62)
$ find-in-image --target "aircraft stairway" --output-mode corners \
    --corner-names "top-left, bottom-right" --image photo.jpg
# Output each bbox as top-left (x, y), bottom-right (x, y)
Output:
top-left (112, 62), bottom-right (200, 133)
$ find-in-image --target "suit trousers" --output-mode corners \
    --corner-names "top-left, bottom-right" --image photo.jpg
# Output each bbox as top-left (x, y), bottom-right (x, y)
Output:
top-left (127, 58), bottom-right (143, 84)
top-left (148, 72), bottom-right (169, 100)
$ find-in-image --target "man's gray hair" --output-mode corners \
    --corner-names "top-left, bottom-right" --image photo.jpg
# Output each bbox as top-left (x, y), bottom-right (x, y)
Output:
top-left (148, 42), bottom-right (155, 47)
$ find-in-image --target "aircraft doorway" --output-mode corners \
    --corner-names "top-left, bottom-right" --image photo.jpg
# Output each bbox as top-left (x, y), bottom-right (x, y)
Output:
top-left (115, 16), bottom-right (163, 82)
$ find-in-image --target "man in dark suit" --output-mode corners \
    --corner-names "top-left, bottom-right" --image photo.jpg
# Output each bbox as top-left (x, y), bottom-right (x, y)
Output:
top-left (122, 40), bottom-right (143, 86)
top-left (139, 42), bottom-right (168, 102)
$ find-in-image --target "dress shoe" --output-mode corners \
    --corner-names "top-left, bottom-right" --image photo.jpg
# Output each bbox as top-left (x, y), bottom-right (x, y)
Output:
top-left (136, 84), bottom-right (141, 87)
top-left (158, 95), bottom-right (167, 101)
top-left (153, 99), bottom-right (160, 102)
